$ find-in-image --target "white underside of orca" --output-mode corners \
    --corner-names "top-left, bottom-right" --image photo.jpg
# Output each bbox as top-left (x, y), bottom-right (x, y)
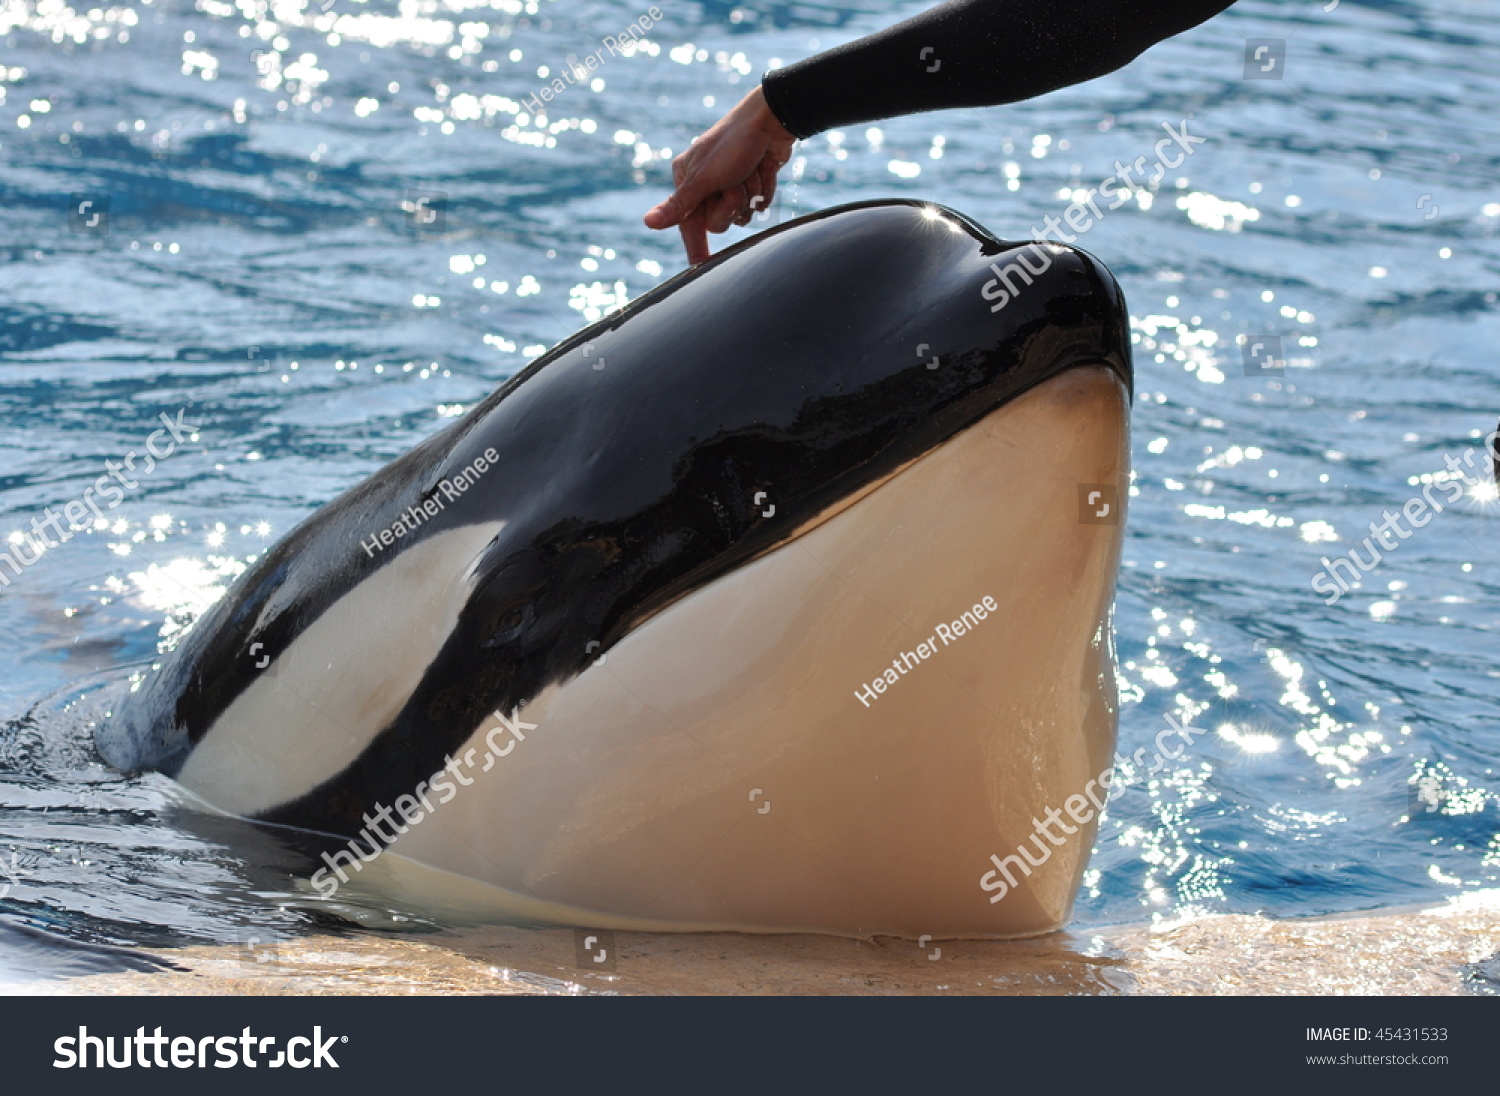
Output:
top-left (182, 363), bottom-right (1130, 938)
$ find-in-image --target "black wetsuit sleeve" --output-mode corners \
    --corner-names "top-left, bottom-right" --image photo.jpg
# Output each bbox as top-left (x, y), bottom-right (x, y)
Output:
top-left (761, 0), bottom-right (1235, 139)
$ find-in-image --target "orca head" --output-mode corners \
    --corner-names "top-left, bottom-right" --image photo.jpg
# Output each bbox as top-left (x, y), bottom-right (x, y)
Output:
top-left (101, 200), bottom-right (1133, 859)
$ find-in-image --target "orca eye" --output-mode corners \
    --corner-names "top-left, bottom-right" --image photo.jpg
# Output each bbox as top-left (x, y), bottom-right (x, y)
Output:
top-left (474, 548), bottom-right (548, 648)
top-left (483, 600), bottom-right (534, 647)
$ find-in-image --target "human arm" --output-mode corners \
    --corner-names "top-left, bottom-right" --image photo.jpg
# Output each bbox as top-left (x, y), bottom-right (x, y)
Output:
top-left (645, 0), bottom-right (1236, 261)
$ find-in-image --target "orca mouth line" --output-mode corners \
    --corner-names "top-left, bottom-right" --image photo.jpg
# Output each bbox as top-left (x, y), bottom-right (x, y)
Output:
top-left (104, 200), bottom-right (1133, 864)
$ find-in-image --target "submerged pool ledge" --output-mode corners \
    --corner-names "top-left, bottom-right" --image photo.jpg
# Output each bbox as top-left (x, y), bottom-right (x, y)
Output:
top-left (4, 892), bottom-right (1499, 996)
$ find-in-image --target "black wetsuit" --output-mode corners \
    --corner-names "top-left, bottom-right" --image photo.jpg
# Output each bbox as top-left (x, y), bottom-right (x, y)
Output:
top-left (762, 0), bottom-right (1236, 139)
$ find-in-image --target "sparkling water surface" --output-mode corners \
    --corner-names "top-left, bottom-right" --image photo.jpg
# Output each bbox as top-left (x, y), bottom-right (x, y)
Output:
top-left (0, 0), bottom-right (1497, 975)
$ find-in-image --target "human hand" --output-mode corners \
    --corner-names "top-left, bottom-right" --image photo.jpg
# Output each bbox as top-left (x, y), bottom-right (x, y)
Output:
top-left (643, 85), bottom-right (796, 265)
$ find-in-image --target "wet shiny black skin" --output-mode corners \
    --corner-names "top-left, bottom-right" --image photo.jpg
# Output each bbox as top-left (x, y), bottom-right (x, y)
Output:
top-left (101, 199), bottom-right (1133, 837)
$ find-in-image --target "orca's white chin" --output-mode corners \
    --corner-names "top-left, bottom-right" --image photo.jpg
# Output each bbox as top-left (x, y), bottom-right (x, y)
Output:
top-left (366, 364), bottom-right (1130, 939)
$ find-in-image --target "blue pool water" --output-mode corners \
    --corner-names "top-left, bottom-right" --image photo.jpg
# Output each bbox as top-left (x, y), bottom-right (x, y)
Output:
top-left (0, 0), bottom-right (1497, 964)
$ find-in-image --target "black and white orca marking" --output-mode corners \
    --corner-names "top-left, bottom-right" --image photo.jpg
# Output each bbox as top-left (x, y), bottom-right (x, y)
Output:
top-left (101, 200), bottom-right (1133, 938)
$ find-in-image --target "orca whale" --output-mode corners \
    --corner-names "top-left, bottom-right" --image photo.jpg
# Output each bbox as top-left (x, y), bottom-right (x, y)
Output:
top-left (100, 199), bottom-right (1132, 938)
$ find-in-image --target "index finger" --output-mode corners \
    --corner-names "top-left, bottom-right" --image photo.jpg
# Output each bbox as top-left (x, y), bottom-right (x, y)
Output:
top-left (678, 207), bottom-right (711, 266)
top-left (645, 151), bottom-right (715, 230)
